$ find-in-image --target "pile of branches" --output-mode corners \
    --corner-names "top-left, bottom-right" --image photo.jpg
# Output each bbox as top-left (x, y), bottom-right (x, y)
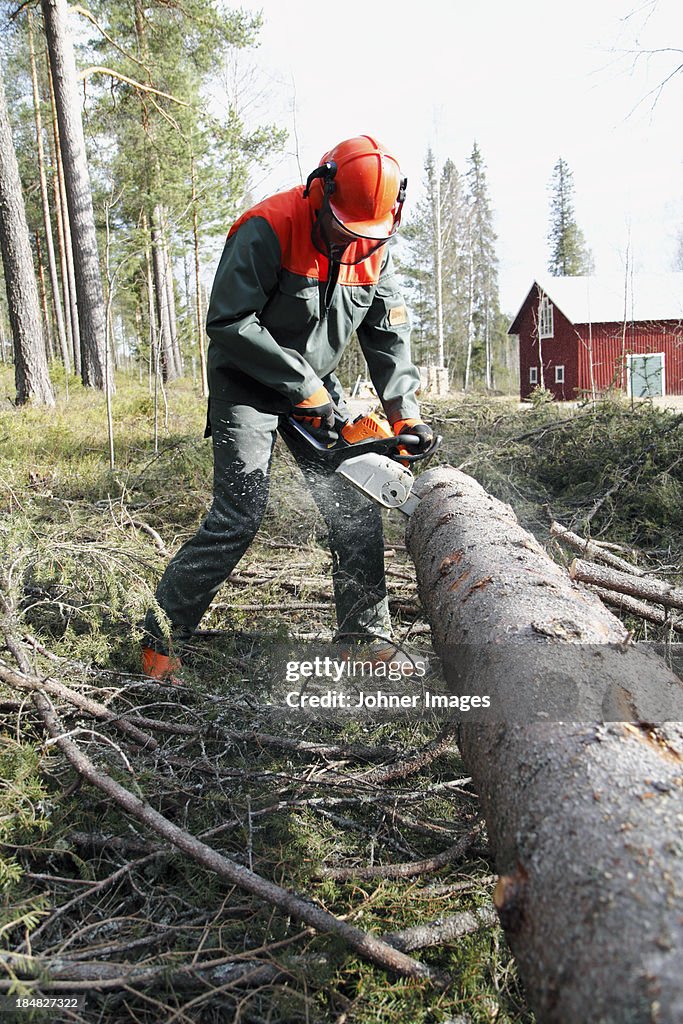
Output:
top-left (550, 521), bottom-right (683, 645)
top-left (431, 395), bottom-right (683, 558)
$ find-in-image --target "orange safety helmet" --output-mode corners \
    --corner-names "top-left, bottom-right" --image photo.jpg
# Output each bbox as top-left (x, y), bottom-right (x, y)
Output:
top-left (304, 135), bottom-right (407, 246)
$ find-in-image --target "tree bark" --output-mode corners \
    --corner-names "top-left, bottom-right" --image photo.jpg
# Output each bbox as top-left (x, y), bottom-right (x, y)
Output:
top-left (28, 11), bottom-right (69, 371)
top-left (42, 0), bottom-right (109, 391)
top-left (160, 205), bottom-right (182, 374)
top-left (34, 231), bottom-right (54, 360)
top-left (0, 55), bottom-right (54, 407)
top-left (46, 45), bottom-right (79, 376)
top-left (589, 585), bottom-right (683, 635)
top-left (150, 205), bottom-right (178, 381)
top-left (191, 151), bottom-right (208, 395)
top-left (406, 466), bottom-right (683, 1024)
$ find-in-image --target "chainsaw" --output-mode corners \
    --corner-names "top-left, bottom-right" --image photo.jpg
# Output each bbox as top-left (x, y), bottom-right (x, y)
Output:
top-left (279, 410), bottom-right (441, 517)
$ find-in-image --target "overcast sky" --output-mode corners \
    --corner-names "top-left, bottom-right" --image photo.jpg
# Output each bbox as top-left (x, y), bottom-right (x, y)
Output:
top-left (223, 0), bottom-right (682, 315)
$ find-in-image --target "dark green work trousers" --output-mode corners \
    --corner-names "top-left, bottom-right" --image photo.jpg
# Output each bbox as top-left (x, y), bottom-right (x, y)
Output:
top-left (143, 402), bottom-right (391, 651)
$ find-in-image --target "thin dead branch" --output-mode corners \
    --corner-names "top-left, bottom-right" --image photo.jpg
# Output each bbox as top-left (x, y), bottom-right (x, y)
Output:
top-left (570, 557), bottom-right (683, 611)
top-left (382, 905), bottom-right (498, 952)
top-left (314, 830), bottom-right (479, 882)
top-left (550, 521), bottom-right (645, 576)
top-left (0, 660), bottom-right (159, 751)
top-left (362, 720), bottom-right (459, 786)
top-left (76, 66), bottom-right (188, 106)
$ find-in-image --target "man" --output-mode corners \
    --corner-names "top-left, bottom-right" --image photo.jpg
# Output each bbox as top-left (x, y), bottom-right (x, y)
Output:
top-left (142, 135), bottom-right (433, 681)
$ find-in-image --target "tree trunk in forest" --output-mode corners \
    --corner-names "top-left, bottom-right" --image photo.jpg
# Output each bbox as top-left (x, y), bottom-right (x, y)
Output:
top-left (35, 232), bottom-right (54, 360)
top-left (464, 233), bottom-right (474, 390)
top-left (46, 49), bottom-right (79, 376)
top-left (191, 152), bottom-right (208, 395)
top-left (149, 206), bottom-right (178, 381)
top-left (42, 0), bottom-right (110, 391)
top-left (433, 160), bottom-right (445, 368)
top-left (0, 58), bottom-right (54, 407)
top-left (160, 206), bottom-right (182, 374)
top-left (484, 273), bottom-right (492, 390)
top-left (29, 11), bottom-right (69, 371)
top-left (406, 466), bottom-right (683, 1024)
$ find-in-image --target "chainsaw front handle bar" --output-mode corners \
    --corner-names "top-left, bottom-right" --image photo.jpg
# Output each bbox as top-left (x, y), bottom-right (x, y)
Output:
top-left (280, 416), bottom-right (442, 466)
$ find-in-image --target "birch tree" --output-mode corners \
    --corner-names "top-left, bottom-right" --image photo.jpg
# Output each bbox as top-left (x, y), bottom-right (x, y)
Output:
top-left (400, 150), bottom-right (468, 371)
top-left (0, 53), bottom-right (54, 407)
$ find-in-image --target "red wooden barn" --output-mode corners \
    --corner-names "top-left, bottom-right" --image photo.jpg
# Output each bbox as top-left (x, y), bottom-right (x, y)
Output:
top-left (509, 273), bottom-right (683, 401)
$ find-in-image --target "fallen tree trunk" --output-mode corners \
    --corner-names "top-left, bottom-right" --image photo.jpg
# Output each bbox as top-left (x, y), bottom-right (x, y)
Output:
top-left (406, 466), bottom-right (683, 1024)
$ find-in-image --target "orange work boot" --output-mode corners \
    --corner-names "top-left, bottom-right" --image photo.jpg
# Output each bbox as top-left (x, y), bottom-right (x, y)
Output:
top-left (141, 647), bottom-right (183, 686)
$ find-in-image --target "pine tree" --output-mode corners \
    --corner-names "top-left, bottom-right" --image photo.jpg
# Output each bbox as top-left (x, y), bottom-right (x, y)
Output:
top-left (78, 0), bottom-right (282, 382)
top-left (547, 157), bottom-right (594, 276)
top-left (42, 0), bottom-right (110, 391)
top-left (0, 52), bottom-right (54, 407)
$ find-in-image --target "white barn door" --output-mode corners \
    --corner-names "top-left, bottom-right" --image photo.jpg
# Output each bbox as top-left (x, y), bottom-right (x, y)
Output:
top-left (627, 353), bottom-right (665, 398)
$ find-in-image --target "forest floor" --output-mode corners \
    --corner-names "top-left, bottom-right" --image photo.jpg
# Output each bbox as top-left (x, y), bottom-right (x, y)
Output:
top-left (1, 368), bottom-right (681, 1023)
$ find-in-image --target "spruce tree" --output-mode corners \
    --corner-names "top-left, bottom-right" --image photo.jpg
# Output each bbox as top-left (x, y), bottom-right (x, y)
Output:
top-left (465, 142), bottom-right (501, 389)
top-left (547, 157), bottom-right (594, 276)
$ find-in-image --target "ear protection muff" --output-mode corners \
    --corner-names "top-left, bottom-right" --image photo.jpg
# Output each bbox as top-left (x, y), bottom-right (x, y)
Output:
top-left (305, 165), bottom-right (407, 206)
top-left (303, 161), bottom-right (337, 198)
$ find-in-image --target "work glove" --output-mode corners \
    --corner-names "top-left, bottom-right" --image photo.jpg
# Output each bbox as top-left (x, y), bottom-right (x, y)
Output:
top-left (292, 386), bottom-right (338, 445)
top-left (392, 417), bottom-right (434, 454)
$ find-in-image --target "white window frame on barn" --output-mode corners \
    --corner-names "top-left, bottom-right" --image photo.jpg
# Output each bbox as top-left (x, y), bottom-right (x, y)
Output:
top-left (555, 365), bottom-right (565, 383)
top-left (539, 295), bottom-right (554, 339)
top-left (529, 366), bottom-right (538, 384)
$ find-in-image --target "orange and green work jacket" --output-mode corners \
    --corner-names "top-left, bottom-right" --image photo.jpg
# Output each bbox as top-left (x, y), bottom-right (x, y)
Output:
top-left (205, 186), bottom-right (421, 424)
